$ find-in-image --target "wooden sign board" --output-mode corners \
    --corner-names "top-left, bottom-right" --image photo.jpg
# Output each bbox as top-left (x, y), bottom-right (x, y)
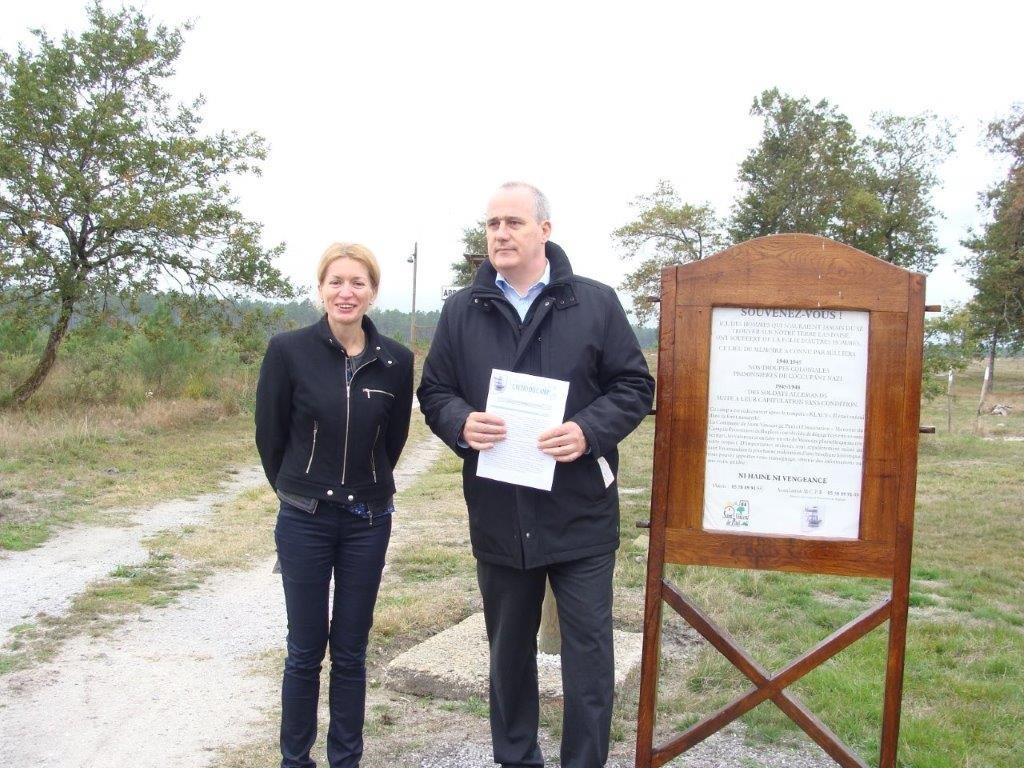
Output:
top-left (635, 234), bottom-right (925, 768)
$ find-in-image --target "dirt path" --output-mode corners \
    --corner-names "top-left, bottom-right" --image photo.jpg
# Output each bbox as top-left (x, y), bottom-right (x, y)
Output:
top-left (0, 434), bottom-right (443, 768)
top-left (0, 466), bottom-right (266, 645)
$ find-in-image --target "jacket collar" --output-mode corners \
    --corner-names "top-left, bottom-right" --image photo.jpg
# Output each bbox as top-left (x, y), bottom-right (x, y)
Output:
top-left (315, 313), bottom-right (386, 360)
top-left (468, 243), bottom-right (577, 315)
top-left (472, 241), bottom-right (572, 291)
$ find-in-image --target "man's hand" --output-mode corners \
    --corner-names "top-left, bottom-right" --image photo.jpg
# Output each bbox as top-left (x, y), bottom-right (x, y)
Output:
top-left (538, 421), bottom-right (587, 463)
top-left (461, 412), bottom-right (507, 451)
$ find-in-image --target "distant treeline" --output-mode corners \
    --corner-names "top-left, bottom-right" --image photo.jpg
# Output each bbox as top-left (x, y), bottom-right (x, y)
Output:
top-left (0, 292), bottom-right (659, 407)
top-left (174, 297), bottom-right (656, 348)
top-left (5, 290), bottom-right (1016, 409)
top-left (252, 302), bottom-right (658, 349)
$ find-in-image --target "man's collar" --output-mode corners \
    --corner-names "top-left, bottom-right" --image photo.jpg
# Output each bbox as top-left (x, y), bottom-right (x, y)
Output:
top-left (495, 260), bottom-right (550, 298)
top-left (472, 241), bottom-right (574, 292)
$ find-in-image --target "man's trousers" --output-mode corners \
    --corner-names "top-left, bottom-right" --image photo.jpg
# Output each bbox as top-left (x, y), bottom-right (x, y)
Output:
top-left (476, 551), bottom-right (616, 768)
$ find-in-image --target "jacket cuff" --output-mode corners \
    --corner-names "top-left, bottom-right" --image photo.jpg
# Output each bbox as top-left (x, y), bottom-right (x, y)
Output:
top-left (573, 416), bottom-right (602, 459)
top-left (443, 403), bottom-right (475, 458)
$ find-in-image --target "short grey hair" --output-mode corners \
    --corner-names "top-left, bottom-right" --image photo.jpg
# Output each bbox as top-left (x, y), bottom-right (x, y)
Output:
top-left (498, 181), bottom-right (551, 222)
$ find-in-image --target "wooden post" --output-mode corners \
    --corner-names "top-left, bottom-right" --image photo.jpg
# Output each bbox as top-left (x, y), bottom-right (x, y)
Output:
top-left (635, 268), bottom-right (677, 766)
top-left (974, 364), bottom-right (991, 435)
top-left (946, 369), bottom-right (954, 434)
top-left (976, 364), bottom-right (991, 416)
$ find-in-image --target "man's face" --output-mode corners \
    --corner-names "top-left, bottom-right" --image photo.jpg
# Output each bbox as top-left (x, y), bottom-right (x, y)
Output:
top-left (485, 187), bottom-right (550, 277)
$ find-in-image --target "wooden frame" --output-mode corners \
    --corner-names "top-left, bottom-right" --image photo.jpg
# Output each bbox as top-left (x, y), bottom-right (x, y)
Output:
top-left (635, 234), bottom-right (925, 768)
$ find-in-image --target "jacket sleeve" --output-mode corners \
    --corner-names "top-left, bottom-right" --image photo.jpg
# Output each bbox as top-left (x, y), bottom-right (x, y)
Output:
top-left (569, 290), bottom-right (655, 459)
top-left (254, 338), bottom-right (292, 489)
top-left (416, 302), bottom-right (475, 457)
top-left (385, 349), bottom-right (414, 469)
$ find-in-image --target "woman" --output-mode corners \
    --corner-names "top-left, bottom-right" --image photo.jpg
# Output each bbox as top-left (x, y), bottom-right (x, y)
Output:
top-left (255, 242), bottom-right (414, 768)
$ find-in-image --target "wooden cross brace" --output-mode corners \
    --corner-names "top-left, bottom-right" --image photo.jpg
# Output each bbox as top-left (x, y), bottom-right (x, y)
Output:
top-left (651, 580), bottom-right (892, 768)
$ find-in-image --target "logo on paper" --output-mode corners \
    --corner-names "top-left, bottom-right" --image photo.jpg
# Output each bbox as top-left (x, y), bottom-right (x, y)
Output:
top-left (723, 500), bottom-right (749, 527)
top-left (493, 374), bottom-right (506, 392)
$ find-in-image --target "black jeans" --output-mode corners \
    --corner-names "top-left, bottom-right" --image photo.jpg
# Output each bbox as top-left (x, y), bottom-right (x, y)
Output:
top-left (476, 551), bottom-right (616, 768)
top-left (274, 499), bottom-right (391, 768)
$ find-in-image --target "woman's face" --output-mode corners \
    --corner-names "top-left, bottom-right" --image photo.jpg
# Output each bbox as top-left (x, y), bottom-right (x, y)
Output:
top-left (319, 257), bottom-right (375, 328)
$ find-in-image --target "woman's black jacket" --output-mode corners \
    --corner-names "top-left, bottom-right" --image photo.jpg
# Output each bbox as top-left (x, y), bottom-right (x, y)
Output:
top-left (255, 315), bottom-right (414, 506)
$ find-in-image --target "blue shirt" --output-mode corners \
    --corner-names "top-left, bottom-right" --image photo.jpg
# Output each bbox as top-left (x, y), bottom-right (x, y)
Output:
top-left (495, 261), bottom-right (550, 321)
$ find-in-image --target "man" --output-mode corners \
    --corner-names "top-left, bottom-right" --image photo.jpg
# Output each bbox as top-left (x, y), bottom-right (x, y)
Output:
top-left (417, 182), bottom-right (654, 767)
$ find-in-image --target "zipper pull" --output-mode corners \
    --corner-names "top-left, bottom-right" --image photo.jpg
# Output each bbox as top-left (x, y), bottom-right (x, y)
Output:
top-left (364, 388), bottom-right (371, 399)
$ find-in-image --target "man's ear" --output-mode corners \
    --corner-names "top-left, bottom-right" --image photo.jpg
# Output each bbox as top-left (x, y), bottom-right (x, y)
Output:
top-left (541, 220), bottom-right (551, 241)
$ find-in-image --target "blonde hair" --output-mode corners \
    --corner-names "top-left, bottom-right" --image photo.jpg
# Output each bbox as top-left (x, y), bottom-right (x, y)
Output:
top-left (316, 243), bottom-right (381, 291)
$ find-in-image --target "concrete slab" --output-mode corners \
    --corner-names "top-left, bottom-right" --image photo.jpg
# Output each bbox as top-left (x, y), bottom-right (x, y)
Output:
top-left (385, 612), bottom-right (644, 701)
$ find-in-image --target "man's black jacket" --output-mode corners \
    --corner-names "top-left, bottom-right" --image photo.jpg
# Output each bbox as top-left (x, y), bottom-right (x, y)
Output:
top-left (417, 241), bottom-right (654, 568)
top-left (255, 315), bottom-right (414, 506)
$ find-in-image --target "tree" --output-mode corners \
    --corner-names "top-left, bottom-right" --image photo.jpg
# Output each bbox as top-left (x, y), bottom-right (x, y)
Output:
top-left (729, 89), bottom-right (861, 242)
top-left (450, 218), bottom-right (486, 287)
top-left (922, 303), bottom-right (977, 400)
top-left (613, 180), bottom-right (724, 325)
top-left (961, 103), bottom-right (1024, 388)
top-left (0, 3), bottom-right (292, 405)
top-left (842, 113), bottom-right (956, 272)
top-left (729, 90), bottom-right (953, 275)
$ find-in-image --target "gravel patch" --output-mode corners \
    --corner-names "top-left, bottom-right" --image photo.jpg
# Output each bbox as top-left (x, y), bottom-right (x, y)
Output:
top-left (659, 726), bottom-right (838, 767)
top-left (0, 557), bottom-right (282, 767)
top-left (409, 724), bottom-right (836, 767)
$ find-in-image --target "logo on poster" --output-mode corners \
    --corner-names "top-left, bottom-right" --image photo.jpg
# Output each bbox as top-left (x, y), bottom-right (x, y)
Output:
top-left (723, 500), bottom-right (750, 527)
top-left (802, 505), bottom-right (824, 532)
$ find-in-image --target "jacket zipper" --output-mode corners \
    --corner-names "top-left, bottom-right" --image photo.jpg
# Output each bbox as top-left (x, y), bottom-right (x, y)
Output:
top-left (370, 425), bottom-right (380, 483)
top-left (305, 420), bottom-right (318, 474)
top-left (363, 388), bottom-right (394, 399)
top-left (472, 286), bottom-right (558, 361)
top-left (341, 357), bottom-right (376, 485)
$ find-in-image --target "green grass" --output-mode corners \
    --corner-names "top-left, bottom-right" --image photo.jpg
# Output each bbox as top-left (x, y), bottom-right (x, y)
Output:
top-left (0, 520), bottom-right (48, 550)
top-left (0, 399), bottom-right (258, 550)
top-left (438, 695), bottom-right (489, 719)
top-left (391, 543), bottom-right (476, 582)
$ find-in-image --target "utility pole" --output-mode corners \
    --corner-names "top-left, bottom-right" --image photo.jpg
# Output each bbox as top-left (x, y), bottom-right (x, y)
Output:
top-left (408, 242), bottom-right (418, 346)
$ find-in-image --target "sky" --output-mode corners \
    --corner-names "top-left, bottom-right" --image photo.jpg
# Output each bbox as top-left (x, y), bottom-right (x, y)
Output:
top-left (2, 1), bottom-right (1022, 319)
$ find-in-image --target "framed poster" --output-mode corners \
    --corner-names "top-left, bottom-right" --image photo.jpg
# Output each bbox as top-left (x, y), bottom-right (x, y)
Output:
top-left (703, 307), bottom-right (869, 539)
